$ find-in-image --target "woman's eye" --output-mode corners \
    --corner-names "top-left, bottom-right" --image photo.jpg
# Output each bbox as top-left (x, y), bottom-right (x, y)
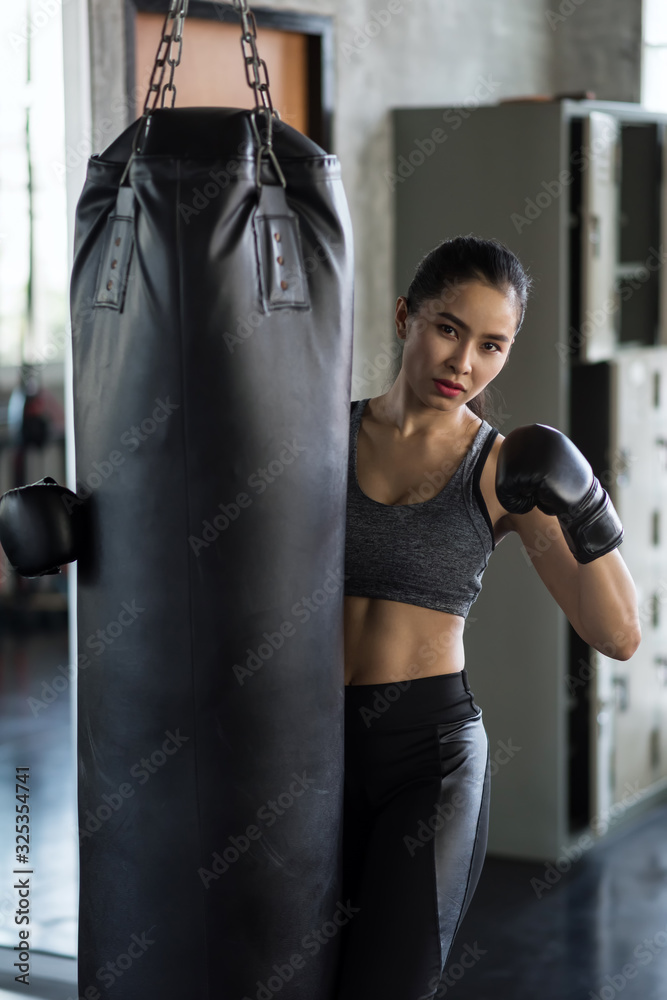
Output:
top-left (435, 324), bottom-right (501, 353)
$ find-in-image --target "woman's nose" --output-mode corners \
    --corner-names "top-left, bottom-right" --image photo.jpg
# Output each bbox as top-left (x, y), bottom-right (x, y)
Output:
top-left (448, 341), bottom-right (473, 373)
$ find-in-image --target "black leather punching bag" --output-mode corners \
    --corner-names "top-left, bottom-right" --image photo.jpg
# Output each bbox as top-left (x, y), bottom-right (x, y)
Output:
top-left (69, 6), bottom-right (353, 998)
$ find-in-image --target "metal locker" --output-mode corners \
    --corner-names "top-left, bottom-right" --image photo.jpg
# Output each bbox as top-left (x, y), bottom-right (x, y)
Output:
top-left (580, 113), bottom-right (620, 363)
top-left (606, 349), bottom-right (667, 801)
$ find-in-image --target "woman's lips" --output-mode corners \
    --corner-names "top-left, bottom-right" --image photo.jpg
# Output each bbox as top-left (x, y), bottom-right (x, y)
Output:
top-left (434, 379), bottom-right (464, 396)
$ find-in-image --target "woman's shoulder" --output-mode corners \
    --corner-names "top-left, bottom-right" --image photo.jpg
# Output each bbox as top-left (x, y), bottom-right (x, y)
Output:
top-left (475, 423), bottom-right (517, 543)
top-left (474, 411), bottom-right (506, 452)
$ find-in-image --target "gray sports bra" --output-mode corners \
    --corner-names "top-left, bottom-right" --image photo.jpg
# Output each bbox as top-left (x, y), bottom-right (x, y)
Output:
top-left (344, 398), bottom-right (499, 618)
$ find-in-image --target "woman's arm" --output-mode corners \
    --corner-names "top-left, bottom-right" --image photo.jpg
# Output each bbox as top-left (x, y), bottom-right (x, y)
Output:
top-left (506, 504), bottom-right (641, 661)
top-left (495, 422), bottom-right (642, 662)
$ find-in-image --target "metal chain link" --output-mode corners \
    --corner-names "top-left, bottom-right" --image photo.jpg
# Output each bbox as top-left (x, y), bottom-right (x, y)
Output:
top-left (119, 0), bottom-right (189, 186)
top-left (120, 0), bottom-right (285, 188)
top-left (232, 0), bottom-right (286, 187)
top-left (142, 0), bottom-right (189, 114)
top-left (159, 1), bottom-right (188, 108)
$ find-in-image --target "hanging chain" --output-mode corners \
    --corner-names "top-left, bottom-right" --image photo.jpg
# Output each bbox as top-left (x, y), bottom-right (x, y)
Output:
top-left (141, 0), bottom-right (189, 114)
top-left (159, 0), bottom-right (188, 108)
top-left (234, 0), bottom-right (274, 118)
top-left (119, 0), bottom-right (189, 186)
top-left (120, 0), bottom-right (285, 188)
top-left (232, 0), bottom-right (286, 187)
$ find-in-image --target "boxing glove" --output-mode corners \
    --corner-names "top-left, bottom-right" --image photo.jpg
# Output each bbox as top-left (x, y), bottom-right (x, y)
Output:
top-left (495, 423), bottom-right (623, 565)
top-left (0, 476), bottom-right (84, 577)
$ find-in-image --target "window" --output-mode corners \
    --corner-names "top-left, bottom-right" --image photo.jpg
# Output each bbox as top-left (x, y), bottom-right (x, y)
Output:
top-left (641, 0), bottom-right (667, 111)
top-left (1, 1), bottom-right (68, 369)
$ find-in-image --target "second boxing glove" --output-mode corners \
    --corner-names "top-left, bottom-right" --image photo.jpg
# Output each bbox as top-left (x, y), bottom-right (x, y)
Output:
top-left (495, 423), bottom-right (623, 565)
top-left (0, 476), bottom-right (84, 577)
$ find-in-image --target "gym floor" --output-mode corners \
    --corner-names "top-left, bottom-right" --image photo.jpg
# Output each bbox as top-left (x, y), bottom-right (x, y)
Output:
top-left (0, 619), bottom-right (666, 1000)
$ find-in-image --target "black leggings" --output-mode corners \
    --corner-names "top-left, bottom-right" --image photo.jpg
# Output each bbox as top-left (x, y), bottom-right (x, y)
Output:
top-left (334, 668), bottom-right (490, 1000)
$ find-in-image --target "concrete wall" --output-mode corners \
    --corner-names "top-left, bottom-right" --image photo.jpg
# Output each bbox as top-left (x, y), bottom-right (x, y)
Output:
top-left (550, 0), bottom-right (643, 104)
top-left (85, 0), bottom-right (643, 399)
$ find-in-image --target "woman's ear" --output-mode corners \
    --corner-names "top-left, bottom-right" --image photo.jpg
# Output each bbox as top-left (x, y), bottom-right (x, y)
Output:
top-left (395, 296), bottom-right (409, 341)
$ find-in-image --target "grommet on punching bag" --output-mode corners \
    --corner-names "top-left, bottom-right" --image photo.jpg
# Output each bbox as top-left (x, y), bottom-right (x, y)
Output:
top-left (67, 2), bottom-right (354, 997)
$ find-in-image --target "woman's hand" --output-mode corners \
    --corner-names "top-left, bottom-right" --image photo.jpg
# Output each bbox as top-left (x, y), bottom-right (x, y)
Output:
top-left (495, 423), bottom-right (624, 564)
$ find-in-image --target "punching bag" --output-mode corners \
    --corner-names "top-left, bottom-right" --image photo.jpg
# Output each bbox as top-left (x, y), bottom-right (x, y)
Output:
top-left (69, 3), bottom-right (354, 997)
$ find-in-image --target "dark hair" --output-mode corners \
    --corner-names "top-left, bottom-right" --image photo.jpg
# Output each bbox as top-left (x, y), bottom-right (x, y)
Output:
top-left (394, 234), bottom-right (533, 422)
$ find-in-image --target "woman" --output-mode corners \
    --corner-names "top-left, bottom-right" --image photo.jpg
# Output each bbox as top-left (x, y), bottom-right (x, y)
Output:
top-left (334, 235), bottom-right (641, 1000)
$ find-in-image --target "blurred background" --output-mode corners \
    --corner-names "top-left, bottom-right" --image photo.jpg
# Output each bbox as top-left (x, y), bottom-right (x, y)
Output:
top-left (0, 0), bottom-right (666, 997)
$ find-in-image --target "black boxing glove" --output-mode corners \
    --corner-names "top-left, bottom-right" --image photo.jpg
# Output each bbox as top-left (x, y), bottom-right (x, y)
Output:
top-left (0, 476), bottom-right (84, 577)
top-left (495, 424), bottom-right (623, 565)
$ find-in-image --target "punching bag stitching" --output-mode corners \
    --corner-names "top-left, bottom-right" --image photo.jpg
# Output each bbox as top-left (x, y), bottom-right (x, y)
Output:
top-left (174, 161), bottom-right (211, 996)
top-left (251, 184), bottom-right (311, 312)
top-left (250, 187), bottom-right (267, 315)
top-left (92, 187), bottom-right (136, 312)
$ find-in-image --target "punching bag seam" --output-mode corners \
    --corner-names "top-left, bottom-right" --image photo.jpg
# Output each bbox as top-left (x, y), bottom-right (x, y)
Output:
top-left (174, 160), bottom-right (211, 996)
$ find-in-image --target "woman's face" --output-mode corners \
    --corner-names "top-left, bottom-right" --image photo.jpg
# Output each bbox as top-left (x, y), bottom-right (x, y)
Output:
top-left (396, 279), bottom-right (520, 411)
